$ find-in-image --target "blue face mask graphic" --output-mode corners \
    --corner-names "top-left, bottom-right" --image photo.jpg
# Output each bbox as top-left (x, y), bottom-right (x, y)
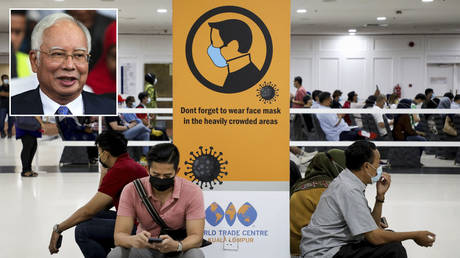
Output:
top-left (367, 163), bottom-right (383, 184)
top-left (207, 45), bottom-right (227, 68)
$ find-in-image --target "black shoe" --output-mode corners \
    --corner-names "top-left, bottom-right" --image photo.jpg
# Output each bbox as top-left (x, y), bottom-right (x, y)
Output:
top-left (1, 132), bottom-right (5, 138)
top-left (7, 133), bottom-right (12, 138)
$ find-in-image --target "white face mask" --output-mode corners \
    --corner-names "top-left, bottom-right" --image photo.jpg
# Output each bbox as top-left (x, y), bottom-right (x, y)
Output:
top-left (3, 79), bottom-right (8, 84)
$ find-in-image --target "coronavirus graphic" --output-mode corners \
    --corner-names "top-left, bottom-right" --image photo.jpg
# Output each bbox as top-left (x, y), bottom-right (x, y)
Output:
top-left (256, 81), bottom-right (279, 104)
top-left (184, 146), bottom-right (228, 189)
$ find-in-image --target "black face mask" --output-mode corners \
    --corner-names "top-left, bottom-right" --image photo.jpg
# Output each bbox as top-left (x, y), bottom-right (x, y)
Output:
top-left (149, 175), bottom-right (175, 191)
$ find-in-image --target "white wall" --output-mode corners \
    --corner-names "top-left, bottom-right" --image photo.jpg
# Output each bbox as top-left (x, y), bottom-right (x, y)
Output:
top-left (1, 32), bottom-right (455, 98)
top-left (290, 35), bottom-right (460, 99)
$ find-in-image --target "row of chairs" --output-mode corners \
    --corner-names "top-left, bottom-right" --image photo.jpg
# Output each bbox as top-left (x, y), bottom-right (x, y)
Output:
top-left (291, 112), bottom-right (460, 167)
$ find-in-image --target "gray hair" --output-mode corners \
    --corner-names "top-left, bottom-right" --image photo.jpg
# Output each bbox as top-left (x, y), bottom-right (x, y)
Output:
top-left (31, 13), bottom-right (91, 58)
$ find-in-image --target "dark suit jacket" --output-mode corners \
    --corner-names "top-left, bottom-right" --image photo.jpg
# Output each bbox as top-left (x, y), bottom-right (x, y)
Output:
top-left (11, 86), bottom-right (116, 115)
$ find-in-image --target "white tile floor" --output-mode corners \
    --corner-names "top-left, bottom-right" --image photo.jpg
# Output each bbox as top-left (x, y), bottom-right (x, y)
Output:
top-left (1, 138), bottom-right (459, 257)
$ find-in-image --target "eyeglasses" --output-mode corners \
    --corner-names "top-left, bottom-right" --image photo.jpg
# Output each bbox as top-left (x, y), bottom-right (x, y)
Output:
top-left (36, 49), bottom-right (90, 64)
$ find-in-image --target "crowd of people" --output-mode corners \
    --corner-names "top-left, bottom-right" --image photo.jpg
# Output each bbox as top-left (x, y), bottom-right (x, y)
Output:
top-left (291, 75), bottom-right (460, 144)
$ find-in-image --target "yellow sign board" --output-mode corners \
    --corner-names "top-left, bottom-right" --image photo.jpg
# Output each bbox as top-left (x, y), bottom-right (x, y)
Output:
top-left (173, 0), bottom-right (290, 188)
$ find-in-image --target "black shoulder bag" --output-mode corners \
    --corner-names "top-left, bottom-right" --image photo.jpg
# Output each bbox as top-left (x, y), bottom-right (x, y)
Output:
top-left (133, 179), bottom-right (211, 255)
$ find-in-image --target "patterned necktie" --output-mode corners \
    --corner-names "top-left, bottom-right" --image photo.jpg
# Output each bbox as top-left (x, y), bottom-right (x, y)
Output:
top-left (55, 106), bottom-right (72, 115)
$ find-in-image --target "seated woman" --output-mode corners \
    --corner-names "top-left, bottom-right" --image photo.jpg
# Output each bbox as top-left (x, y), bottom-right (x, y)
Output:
top-left (393, 99), bottom-right (427, 142)
top-left (290, 149), bottom-right (346, 257)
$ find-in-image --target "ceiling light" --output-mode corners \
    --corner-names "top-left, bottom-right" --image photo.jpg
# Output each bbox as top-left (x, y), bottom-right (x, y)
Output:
top-left (422, 0), bottom-right (434, 2)
top-left (157, 9), bottom-right (167, 13)
top-left (348, 29), bottom-right (357, 33)
top-left (296, 9), bottom-right (307, 14)
top-left (54, 0), bottom-right (65, 2)
top-left (349, 32), bottom-right (356, 36)
top-left (377, 17), bottom-right (387, 21)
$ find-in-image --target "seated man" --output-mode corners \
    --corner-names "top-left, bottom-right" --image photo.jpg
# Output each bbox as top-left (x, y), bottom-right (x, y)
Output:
top-left (108, 143), bottom-right (205, 258)
top-left (300, 140), bottom-right (436, 258)
top-left (48, 131), bottom-right (148, 257)
top-left (372, 95), bottom-right (393, 137)
top-left (57, 116), bottom-right (98, 163)
top-left (11, 13), bottom-right (115, 115)
top-left (316, 92), bottom-right (376, 141)
top-left (451, 94), bottom-right (460, 109)
top-left (105, 115), bottom-right (150, 157)
top-left (124, 96), bottom-right (167, 141)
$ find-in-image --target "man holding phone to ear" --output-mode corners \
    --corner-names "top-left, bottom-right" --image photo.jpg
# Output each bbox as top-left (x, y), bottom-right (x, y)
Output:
top-left (300, 140), bottom-right (436, 258)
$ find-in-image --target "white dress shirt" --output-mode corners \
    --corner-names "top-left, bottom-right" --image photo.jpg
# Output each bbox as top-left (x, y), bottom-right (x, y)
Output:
top-left (39, 88), bottom-right (84, 115)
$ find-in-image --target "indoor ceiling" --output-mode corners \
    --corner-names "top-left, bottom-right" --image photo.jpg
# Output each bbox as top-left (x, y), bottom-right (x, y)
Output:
top-left (1, 0), bottom-right (460, 35)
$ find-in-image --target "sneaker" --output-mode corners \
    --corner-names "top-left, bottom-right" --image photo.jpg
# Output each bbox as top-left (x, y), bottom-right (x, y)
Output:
top-left (358, 130), bottom-right (377, 140)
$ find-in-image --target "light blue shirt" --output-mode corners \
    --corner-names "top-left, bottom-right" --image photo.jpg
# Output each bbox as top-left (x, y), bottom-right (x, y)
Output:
top-left (311, 101), bottom-right (320, 109)
top-left (316, 105), bottom-right (350, 141)
top-left (122, 108), bottom-right (142, 124)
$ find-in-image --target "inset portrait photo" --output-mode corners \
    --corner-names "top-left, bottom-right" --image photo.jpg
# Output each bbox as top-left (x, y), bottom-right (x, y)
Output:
top-left (10, 9), bottom-right (117, 115)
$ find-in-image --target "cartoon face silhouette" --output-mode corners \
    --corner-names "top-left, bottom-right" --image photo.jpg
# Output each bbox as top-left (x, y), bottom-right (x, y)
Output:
top-left (206, 19), bottom-right (261, 93)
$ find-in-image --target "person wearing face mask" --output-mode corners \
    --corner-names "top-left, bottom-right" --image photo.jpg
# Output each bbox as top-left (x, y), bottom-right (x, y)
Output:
top-left (48, 131), bottom-right (147, 257)
top-left (0, 74), bottom-right (15, 138)
top-left (207, 19), bottom-right (262, 93)
top-left (330, 90), bottom-right (343, 109)
top-left (108, 143), bottom-right (205, 258)
top-left (300, 141), bottom-right (436, 258)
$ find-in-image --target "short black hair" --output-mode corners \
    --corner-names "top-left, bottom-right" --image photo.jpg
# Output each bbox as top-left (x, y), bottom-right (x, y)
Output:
top-left (1, 74), bottom-right (8, 80)
top-left (444, 92), bottom-right (454, 100)
top-left (147, 143), bottom-right (180, 170)
top-left (425, 88), bottom-right (433, 96)
top-left (454, 94), bottom-right (460, 102)
top-left (95, 131), bottom-right (128, 157)
top-left (332, 90), bottom-right (342, 98)
top-left (347, 91), bottom-right (356, 101)
top-left (312, 90), bottom-right (322, 101)
top-left (414, 93), bottom-right (426, 101)
top-left (209, 19), bottom-right (252, 53)
top-left (125, 96), bottom-right (135, 104)
top-left (294, 76), bottom-right (302, 85)
top-left (138, 91), bottom-right (148, 102)
top-left (318, 91), bottom-right (331, 103)
top-left (303, 94), bottom-right (311, 104)
top-left (345, 140), bottom-right (377, 171)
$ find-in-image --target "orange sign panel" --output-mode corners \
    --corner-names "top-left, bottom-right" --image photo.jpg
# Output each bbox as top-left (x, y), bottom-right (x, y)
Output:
top-left (173, 0), bottom-right (290, 188)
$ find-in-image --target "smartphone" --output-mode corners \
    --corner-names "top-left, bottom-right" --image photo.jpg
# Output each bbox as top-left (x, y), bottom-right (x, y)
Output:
top-left (148, 237), bottom-right (163, 243)
top-left (381, 217), bottom-right (388, 226)
top-left (56, 235), bottom-right (63, 249)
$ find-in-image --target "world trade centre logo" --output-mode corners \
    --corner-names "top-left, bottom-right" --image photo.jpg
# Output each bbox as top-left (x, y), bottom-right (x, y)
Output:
top-left (205, 202), bottom-right (258, 227)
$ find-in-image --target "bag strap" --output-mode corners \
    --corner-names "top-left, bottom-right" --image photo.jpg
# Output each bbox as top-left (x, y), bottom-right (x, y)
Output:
top-left (133, 179), bottom-right (170, 229)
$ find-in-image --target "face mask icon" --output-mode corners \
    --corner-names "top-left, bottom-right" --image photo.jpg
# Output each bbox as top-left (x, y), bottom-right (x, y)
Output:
top-left (207, 45), bottom-right (227, 68)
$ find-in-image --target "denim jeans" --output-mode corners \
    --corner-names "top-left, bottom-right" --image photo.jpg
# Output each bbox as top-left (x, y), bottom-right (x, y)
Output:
top-left (0, 108), bottom-right (14, 135)
top-left (75, 210), bottom-right (117, 258)
top-left (406, 135), bottom-right (427, 156)
top-left (75, 210), bottom-right (137, 258)
top-left (123, 123), bottom-right (150, 155)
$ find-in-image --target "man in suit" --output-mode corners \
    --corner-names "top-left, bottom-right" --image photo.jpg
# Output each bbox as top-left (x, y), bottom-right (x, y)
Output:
top-left (11, 12), bottom-right (115, 115)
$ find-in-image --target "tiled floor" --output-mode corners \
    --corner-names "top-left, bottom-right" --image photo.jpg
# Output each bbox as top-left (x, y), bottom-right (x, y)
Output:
top-left (1, 138), bottom-right (459, 257)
